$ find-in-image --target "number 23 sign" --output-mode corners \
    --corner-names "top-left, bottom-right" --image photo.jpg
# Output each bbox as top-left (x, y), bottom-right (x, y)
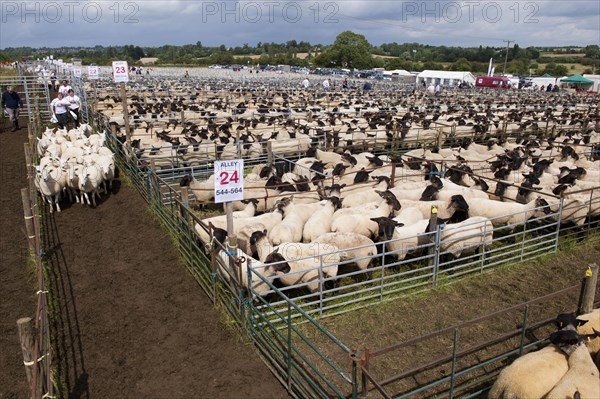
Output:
top-left (112, 60), bottom-right (129, 83)
top-left (214, 159), bottom-right (244, 203)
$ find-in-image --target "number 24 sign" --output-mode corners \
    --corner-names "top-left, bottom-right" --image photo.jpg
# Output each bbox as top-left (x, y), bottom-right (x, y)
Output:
top-left (214, 159), bottom-right (244, 203)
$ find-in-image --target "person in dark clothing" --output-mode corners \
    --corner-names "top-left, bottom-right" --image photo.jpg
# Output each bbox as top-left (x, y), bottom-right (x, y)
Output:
top-left (2, 86), bottom-right (23, 132)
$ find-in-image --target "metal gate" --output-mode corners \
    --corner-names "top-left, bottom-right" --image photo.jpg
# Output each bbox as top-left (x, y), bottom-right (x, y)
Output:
top-left (0, 75), bottom-right (51, 124)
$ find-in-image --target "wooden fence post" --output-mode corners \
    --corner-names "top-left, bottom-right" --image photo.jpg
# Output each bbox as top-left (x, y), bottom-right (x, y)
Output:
top-left (16, 317), bottom-right (34, 383)
top-left (580, 264), bottom-right (599, 314)
top-left (20, 188), bottom-right (36, 257)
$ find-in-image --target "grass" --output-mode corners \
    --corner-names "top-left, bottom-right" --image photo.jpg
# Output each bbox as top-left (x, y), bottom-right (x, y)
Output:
top-left (0, 68), bottom-right (18, 77)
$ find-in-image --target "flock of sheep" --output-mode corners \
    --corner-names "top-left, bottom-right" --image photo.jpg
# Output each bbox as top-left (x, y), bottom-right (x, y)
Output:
top-left (182, 125), bottom-right (598, 301)
top-left (34, 125), bottom-right (115, 212)
top-left (85, 73), bottom-right (600, 397)
top-left (489, 309), bottom-right (600, 399)
top-left (94, 75), bottom-right (600, 171)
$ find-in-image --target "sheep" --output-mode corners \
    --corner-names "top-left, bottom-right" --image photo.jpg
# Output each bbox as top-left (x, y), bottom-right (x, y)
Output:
top-left (398, 194), bottom-right (470, 223)
top-left (467, 197), bottom-right (551, 228)
top-left (34, 164), bottom-right (65, 213)
top-left (269, 208), bottom-right (305, 245)
top-left (180, 174), bottom-right (215, 203)
top-left (434, 216), bottom-right (494, 259)
top-left (76, 161), bottom-right (103, 207)
top-left (264, 244), bottom-right (341, 293)
top-left (488, 321), bottom-right (574, 399)
top-left (302, 197), bottom-right (342, 243)
top-left (575, 309), bottom-right (600, 357)
top-left (312, 232), bottom-right (377, 276)
top-left (341, 176), bottom-right (391, 208)
top-left (201, 199), bottom-right (259, 227)
top-left (195, 208), bottom-right (284, 252)
top-left (545, 329), bottom-right (600, 399)
top-left (331, 191), bottom-right (401, 238)
top-left (210, 227), bottom-right (275, 298)
top-left (370, 216), bottom-right (430, 261)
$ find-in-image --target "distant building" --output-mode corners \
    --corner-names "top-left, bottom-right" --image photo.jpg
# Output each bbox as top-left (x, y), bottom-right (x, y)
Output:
top-left (416, 70), bottom-right (476, 87)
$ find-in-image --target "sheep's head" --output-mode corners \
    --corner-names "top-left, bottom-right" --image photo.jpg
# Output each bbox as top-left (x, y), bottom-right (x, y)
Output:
top-left (180, 175), bottom-right (193, 187)
top-left (370, 217), bottom-right (403, 240)
top-left (332, 163), bottom-right (347, 176)
top-left (327, 196), bottom-right (342, 210)
top-left (249, 229), bottom-right (268, 246)
top-left (421, 184), bottom-right (441, 202)
top-left (554, 313), bottom-right (589, 330)
top-left (549, 329), bottom-right (600, 356)
top-left (378, 190), bottom-right (401, 212)
top-left (264, 250), bottom-right (290, 274)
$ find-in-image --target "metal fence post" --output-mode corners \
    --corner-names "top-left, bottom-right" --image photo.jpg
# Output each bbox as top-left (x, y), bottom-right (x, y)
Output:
top-left (287, 300), bottom-right (293, 391)
top-left (518, 304), bottom-right (530, 355)
top-left (449, 328), bottom-right (459, 399)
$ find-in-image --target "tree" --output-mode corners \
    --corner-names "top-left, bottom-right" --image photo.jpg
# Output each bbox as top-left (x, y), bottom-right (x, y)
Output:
top-left (543, 62), bottom-right (568, 76)
top-left (315, 31), bottom-right (374, 69)
top-left (449, 58), bottom-right (472, 71)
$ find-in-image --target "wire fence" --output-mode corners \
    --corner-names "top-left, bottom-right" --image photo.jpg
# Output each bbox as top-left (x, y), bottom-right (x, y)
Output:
top-left (102, 116), bottom-right (599, 398)
top-left (19, 92), bottom-right (54, 399)
top-left (351, 283), bottom-right (598, 399)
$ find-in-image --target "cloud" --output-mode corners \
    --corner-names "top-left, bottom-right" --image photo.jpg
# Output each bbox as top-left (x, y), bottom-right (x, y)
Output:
top-left (0, 0), bottom-right (598, 48)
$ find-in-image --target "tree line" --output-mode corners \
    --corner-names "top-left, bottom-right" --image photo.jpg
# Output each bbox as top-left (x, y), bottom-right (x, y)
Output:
top-left (1, 32), bottom-right (598, 76)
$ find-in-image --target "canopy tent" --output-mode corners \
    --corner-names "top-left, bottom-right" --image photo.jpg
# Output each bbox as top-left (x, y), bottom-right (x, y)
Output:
top-left (561, 74), bottom-right (594, 84)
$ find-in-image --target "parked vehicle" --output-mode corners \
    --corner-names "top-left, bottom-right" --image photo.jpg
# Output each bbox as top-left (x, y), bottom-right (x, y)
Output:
top-left (475, 76), bottom-right (511, 89)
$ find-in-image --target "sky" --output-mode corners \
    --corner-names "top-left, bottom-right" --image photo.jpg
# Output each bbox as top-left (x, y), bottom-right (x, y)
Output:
top-left (1, 1), bottom-right (599, 49)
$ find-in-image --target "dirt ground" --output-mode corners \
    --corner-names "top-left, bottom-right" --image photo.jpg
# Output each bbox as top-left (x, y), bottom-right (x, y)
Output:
top-left (0, 117), bottom-right (37, 398)
top-left (0, 120), bottom-right (289, 398)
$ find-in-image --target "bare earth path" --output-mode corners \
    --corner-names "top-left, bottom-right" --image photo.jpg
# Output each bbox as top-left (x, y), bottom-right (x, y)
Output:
top-left (0, 122), bottom-right (288, 398)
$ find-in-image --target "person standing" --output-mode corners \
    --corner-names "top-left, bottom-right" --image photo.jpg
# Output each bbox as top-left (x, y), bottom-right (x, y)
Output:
top-left (65, 89), bottom-right (81, 128)
top-left (58, 80), bottom-right (72, 96)
top-left (50, 92), bottom-right (69, 129)
top-left (2, 86), bottom-right (23, 132)
top-left (302, 78), bottom-right (310, 89)
top-left (435, 83), bottom-right (441, 97)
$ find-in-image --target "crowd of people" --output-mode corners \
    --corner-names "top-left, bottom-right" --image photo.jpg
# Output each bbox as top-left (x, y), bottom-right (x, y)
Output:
top-left (50, 80), bottom-right (81, 129)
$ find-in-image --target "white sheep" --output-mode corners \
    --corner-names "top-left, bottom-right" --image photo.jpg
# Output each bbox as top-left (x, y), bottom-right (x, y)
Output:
top-left (576, 309), bottom-right (600, 357)
top-left (210, 227), bottom-right (275, 298)
top-left (180, 174), bottom-right (215, 203)
top-left (264, 243), bottom-right (341, 293)
top-left (341, 176), bottom-right (391, 208)
top-left (545, 329), bottom-right (600, 399)
top-left (437, 216), bottom-right (494, 259)
top-left (312, 232), bottom-right (377, 275)
top-left (75, 162), bottom-right (103, 207)
top-left (34, 164), bottom-right (65, 213)
top-left (467, 197), bottom-right (551, 228)
top-left (331, 191), bottom-right (401, 238)
top-left (303, 197), bottom-right (342, 243)
top-left (488, 344), bottom-right (569, 399)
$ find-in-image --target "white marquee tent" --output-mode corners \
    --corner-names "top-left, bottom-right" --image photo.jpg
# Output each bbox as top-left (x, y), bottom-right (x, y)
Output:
top-left (416, 70), bottom-right (476, 87)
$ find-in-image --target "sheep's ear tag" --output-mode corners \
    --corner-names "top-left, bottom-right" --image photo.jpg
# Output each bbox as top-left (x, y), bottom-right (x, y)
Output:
top-left (431, 206), bottom-right (438, 215)
top-left (585, 266), bottom-right (593, 277)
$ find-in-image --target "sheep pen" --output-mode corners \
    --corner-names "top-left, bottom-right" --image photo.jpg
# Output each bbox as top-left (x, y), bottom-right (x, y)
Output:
top-left (93, 70), bottom-right (600, 398)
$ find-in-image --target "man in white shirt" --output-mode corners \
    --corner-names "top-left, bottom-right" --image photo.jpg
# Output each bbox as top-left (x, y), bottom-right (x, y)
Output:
top-left (50, 92), bottom-right (69, 129)
top-left (322, 78), bottom-right (330, 89)
top-left (64, 89), bottom-right (81, 128)
top-left (58, 80), bottom-right (72, 96)
top-left (302, 78), bottom-right (310, 89)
